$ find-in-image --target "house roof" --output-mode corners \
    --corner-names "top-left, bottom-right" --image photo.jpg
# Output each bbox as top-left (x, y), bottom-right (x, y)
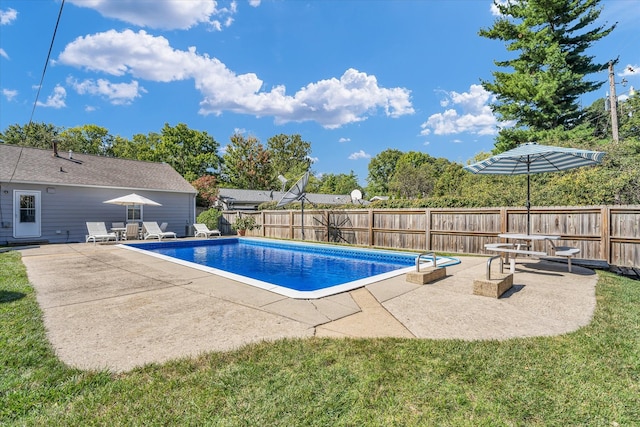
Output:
top-left (0, 144), bottom-right (196, 193)
top-left (218, 188), bottom-right (353, 207)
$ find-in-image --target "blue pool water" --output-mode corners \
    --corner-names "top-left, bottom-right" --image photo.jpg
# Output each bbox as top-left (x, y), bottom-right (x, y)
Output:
top-left (123, 238), bottom-right (459, 299)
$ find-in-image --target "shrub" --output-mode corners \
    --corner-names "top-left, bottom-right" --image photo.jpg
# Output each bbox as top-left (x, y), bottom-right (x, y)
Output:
top-left (231, 216), bottom-right (261, 231)
top-left (196, 208), bottom-right (222, 230)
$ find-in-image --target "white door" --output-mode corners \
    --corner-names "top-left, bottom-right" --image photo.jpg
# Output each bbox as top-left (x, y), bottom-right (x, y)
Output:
top-left (14, 190), bottom-right (41, 238)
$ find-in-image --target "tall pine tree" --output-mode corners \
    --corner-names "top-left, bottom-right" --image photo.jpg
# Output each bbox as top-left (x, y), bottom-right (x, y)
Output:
top-left (479, 0), bottom-right (615, 151)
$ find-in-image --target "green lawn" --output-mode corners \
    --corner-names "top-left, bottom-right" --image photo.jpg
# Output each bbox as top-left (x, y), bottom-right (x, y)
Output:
top-left (1, 250), bottom-right (638, 426)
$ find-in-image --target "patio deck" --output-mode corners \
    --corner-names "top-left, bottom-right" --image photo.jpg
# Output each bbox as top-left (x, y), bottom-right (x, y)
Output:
top-left (18, 241), bottom-right (597, 372)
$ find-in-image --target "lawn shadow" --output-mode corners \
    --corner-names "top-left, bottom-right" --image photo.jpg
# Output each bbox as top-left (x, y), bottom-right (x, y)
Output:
top-left (0, 290), bottom-right (26, 303)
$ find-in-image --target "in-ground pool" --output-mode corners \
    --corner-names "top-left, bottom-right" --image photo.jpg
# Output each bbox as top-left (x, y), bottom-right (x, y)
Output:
top-left (122, 238), bottom-right (460, 299)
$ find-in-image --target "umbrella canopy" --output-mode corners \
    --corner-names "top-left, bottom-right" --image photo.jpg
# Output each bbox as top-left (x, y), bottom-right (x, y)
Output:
top-left (103, 193), bottom-right (162, 207)
top-left (463, 142), bottom-right (605, 234)
top-left (103, 193), bottom-right (162, 222)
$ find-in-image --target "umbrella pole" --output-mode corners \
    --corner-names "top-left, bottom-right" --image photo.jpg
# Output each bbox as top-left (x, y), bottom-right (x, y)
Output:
top-left (527, 160), bottom-right (531, 235)
top-left (301, 198), bottom-right (305, 240)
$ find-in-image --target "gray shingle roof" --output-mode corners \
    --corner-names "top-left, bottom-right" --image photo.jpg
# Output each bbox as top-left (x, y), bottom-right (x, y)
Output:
top-left (0, 144), bottom-right (196, 193)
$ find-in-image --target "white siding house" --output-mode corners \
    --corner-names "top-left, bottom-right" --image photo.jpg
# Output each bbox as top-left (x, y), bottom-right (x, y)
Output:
top-left (0, 144), bottom-right (197, 244)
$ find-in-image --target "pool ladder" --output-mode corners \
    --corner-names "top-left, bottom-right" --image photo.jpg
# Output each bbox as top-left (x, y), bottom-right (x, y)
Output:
top-left (415, 251), bottom-right (438, 271)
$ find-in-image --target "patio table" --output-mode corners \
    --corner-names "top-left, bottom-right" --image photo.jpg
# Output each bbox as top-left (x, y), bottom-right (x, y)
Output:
top-left (110, 227), bottom-right (126, 241)
top-left (485, 233), bottom-right (561, 273)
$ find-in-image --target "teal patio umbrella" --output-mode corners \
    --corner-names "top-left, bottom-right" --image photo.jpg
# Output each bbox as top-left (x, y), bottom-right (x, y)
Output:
top-left (463, 142), bottom-right (605, 235)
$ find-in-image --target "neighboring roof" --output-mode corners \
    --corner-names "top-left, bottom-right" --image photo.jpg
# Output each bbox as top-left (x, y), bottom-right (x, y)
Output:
top-left (0, 144), bottom-right (196, 193)
top-left (218, 188), bottom-right (353, 206)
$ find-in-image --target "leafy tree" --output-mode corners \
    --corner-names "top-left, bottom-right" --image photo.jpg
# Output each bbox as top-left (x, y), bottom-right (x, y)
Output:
top-left (267, 133), bottom-right (312, 186)
top-left (59, 124), bottom-right (113, 155)
top-left (110, 133), bottom-right (162, 162)
top-left (316, 171), bottom-right (361, 195)
top-left (0, 122), bottom-right (60, 148)
top-left (191, 175), bottom-right (219, 208)
top-left (619, 90), bottom-right (640, 140)
top-left (366, 148), bottom-right (403, 195)
top-left (158, 123), bottom-right (221, 182)
top-left (388, 152), bottom-right (441, 198)
top-left (222, 133), bottom-right (273, 189)
top-left (479, 0), bottom-right (615, 151)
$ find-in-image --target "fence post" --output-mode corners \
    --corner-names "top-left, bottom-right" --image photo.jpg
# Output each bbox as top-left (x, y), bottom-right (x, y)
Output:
top-left (602, 205), bottom-right (610, 263)
top-left (368, 209), bottom-right (374, 247)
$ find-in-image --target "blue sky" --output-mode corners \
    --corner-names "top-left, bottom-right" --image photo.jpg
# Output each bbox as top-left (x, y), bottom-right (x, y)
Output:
top-left (1, 0), bottom-right (639, 186)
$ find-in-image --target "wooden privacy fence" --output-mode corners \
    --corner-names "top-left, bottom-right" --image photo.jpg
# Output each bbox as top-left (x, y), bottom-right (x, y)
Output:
top-left (221, 205), bottom-right (640, 267)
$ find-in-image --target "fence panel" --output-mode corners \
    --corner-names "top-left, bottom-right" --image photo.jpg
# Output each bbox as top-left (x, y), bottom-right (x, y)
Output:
top-left (220, 205), bottom-right (640, 267)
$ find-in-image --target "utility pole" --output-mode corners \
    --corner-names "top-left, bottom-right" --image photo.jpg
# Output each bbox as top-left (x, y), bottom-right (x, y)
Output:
top-left (608, 61), bottom-right (620, 143)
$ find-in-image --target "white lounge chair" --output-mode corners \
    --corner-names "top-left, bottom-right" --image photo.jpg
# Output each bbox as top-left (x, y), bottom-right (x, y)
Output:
top-left (143, 221), bottom-right (177, 240)
top-left (86, 222), bottom-right (117, 244)
top-left (194, 223), bottom-right (221, 238)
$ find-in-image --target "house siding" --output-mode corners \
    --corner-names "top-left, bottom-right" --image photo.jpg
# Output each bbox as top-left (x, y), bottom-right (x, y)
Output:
top-left (0, 182), bottom-right (195, 244)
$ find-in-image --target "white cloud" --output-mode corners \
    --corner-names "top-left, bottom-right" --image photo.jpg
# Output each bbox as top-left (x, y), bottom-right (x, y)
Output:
top-left (2, 88), bottom-right (18, 101)
top-left (67, 0), bottom-right (237, 30)
top-left (420, 84), bottom-right (509, 136)
top-left (249, 0), bottom-right (261, 6)
top-left (348, 150), bottom-right (371, 160)
top-left (36, 85), bottom-right (66, 108)
top-left (339, 137), bottom-right (351, 143)
top-left (85, 105), bottom-right (97, 112)
top-left (0, 7), bottom-right (17, 25)
top-left (490, 0), bottom-right (511, 16)
top-left (58, 29), bottom-right (414, 128)
top-left (0, 48), bottom-right (8, 59)
top-left (67, 76), bottom-right (146, 105)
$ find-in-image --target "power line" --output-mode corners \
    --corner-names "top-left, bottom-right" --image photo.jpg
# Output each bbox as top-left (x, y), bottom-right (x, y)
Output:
top-left (28, 0), bottom-right (65, 131)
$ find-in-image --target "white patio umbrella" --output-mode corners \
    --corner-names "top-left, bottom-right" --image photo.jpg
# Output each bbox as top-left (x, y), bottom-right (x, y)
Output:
top-left (103, 193), bottom-right (162, 221)
top-left (463, 142), bottom-right (605, 235)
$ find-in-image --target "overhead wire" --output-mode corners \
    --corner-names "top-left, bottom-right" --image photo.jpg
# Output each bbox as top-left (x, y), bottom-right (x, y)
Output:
top-left (27, 0), bottom-right (65, 132)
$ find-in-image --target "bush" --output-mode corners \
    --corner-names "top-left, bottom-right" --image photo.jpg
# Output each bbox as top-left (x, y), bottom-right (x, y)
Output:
top-left (231, 215), bottom-right (261, 231)
top-left (196, 209), bottom-right (222, 230)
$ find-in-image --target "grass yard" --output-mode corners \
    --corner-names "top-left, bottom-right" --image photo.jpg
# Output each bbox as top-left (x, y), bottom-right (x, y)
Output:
top-left (1, 250), bottom-right (638, 426)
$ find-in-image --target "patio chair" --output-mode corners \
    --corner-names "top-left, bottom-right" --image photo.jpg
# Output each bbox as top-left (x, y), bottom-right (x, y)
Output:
top-left (143, 221), bottom-right (177, 240)
top-left (124, 222), bottom-right (140, 240)
top-left (194, 223), bottom-right (222, 238)
top-left (160, 222), bottom-right (168, 231)
top-left (86, 222), bottom-right (117, 244)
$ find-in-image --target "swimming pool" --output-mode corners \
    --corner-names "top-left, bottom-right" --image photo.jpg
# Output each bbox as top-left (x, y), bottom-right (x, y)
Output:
top-left (122, 238), bottom-right (460, 299)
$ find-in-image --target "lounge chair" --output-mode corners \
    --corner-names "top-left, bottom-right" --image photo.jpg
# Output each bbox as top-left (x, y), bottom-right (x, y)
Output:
top-left (159, 222), bottom-right (168, 231)
top-left (194, 223), bottom-right (222, 238)
top-left (143, 221), bottom-right (177, 240)
top-left (124, 222), bottom-right (140, 240)
top-left (86, 222), bottom-right (117, 244)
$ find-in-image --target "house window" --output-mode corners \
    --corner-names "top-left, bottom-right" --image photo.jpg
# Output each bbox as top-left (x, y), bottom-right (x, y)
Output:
top-left (20, 195), bottom-right (36, 223)
top-left (127, 205), bottom-right (142, 221)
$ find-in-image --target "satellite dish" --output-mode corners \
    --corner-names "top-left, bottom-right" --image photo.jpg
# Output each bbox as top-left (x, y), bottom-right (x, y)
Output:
top-left (350, 189), bottom-right (362, 203)
top-left (276, 172), bottom-right (309, 208)
top-left (277, 172), bottom-right (310, 239)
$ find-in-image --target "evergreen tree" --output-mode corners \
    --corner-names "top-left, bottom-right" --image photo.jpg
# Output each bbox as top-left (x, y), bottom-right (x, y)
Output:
top-left (479, 0), bottom-right (615, 151)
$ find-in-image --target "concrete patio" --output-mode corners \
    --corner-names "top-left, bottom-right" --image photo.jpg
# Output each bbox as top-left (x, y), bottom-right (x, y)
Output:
top-left (18, 241), bottom-right (598, 372)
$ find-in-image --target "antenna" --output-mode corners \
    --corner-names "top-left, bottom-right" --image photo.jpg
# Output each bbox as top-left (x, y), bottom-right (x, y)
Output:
top-left (277, 171), bottom-right (310, 239)
top-left (350, 189), bottom-right (363, 203)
